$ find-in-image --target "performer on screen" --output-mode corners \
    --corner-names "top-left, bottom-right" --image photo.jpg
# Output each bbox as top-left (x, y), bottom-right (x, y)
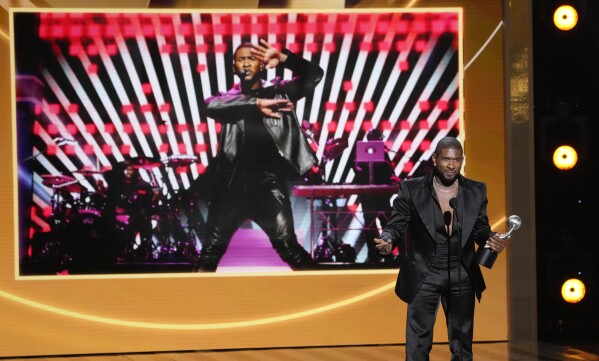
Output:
top-left (374, 137), bottom-right (507, 360)
top-left (192, 39), bottom-right (323, 272)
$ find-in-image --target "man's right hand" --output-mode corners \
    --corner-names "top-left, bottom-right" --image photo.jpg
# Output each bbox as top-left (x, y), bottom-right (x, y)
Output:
top-left (257, 98), bottom-right (294, 118)
top-left (374, 238), bottom-right (393, 255)
top-left (251, 39), bottom-right (287, 69)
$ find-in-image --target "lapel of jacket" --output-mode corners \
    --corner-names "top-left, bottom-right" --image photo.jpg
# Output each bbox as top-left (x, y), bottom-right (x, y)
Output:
top-left (411, 174), bottom-right (438, 244)
top-left (457, 176), bottom-right (477, 248)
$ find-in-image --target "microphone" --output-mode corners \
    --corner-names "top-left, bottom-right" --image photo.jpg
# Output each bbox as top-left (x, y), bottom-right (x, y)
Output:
top-left (53, 137), bottom-right (78, 146)
top-left (449, 197), bottom-right (458, 210)
top-left (443, 211), bottom-right (452, 234)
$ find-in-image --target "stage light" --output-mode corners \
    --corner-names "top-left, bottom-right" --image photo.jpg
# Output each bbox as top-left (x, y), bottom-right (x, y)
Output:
top-left (553, 5), bottom-right (578, 31)
top-left (552, 145), bottom-right (578, 170)
top-left (561, 278), bottom-right (585, 303)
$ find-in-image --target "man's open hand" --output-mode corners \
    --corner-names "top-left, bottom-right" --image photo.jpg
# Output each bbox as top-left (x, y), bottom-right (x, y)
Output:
top-left (257, 98), bottom-right (294, 118)
top-left (251, 39), bottom-right (287, 69)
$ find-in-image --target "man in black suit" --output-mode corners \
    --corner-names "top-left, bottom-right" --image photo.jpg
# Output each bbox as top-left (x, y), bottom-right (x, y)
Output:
top-left (374, 137), bottom-right (506, 361)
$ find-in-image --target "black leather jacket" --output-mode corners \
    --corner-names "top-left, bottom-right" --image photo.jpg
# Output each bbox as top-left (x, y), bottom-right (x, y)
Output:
top-left (204, 49), bottom-right (324, 186)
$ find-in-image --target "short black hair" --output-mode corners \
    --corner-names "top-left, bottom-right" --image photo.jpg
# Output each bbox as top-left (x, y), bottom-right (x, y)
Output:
top-left (233, 42), bottom-right (254, 59)
top-left (433, 136), bottom-right (463, 154)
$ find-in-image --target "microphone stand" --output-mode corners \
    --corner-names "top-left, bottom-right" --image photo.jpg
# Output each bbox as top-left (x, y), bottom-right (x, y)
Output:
top-left (450, 197), bottom-right (463, 361)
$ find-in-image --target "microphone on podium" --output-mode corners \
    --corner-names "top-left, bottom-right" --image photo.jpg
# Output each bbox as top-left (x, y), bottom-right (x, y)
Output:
top-left (443, 211), bottom-right (452, 228)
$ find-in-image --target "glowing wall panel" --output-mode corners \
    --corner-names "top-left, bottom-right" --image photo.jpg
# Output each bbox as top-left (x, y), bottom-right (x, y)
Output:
top-left (0, 2), bottom-right (506, 357)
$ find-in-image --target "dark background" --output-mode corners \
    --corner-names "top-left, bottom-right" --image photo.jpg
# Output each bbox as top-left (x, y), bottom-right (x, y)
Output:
top-left (533, 0), bottom-right (599, 345)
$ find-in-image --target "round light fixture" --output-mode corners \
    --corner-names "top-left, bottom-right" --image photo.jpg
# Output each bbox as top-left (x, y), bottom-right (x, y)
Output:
top-left (561, 278), bottom-right (585, 303)
top-left (552, 145), bottom-right (578, 170)
top-left (554, 5), bottom-right (578, 31)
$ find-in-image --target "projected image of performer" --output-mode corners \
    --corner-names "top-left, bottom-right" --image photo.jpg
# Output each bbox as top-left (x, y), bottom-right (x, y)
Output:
top-left (192, 40), bottom-right (323, 272)
top-left (374, 137), bottom-right (507, 360)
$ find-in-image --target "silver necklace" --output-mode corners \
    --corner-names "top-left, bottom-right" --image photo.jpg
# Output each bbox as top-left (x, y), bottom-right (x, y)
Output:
top-left (433, 177), bottom-right (458, 193)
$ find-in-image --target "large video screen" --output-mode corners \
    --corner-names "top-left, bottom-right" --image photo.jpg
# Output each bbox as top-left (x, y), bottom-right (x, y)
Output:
top-left (13, 9), bottom-right (461, 276)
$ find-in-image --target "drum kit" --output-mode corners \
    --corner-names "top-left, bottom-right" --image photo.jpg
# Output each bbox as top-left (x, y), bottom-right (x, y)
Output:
top-left (36, 155), bottom-right (204, 268)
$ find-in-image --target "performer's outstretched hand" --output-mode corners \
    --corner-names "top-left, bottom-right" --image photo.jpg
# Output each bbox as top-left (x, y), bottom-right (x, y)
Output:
top-left (257, 98), bottom-right (294, 118)
top-left (251, 39), bottom-right (288, 69)
top-left (374, 238), bottom-right (393, 255)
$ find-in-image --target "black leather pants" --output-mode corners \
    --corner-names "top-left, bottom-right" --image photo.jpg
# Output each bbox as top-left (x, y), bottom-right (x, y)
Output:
top-left (193, 172), bottom-right (313, 271)
top-left (405, 264), bottom-right (475, 361)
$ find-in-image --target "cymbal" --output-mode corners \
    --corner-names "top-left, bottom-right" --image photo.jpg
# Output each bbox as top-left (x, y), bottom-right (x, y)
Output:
top-left (324, 138), bottom-right (348, 160)
top-left (58, 183), bottom-right (82, 193)
top-left (41, 174), bottom-right (76, 186)
top-left (73, 169), bottom-right (103, 176)
top-left (162, 155), bottom-right (198, 167)
top-left (129, 157), bottom-right (162, 170)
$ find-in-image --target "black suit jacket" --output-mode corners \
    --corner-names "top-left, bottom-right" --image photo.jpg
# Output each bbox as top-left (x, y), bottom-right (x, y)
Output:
top-left (381, 172), bottom-right (493, 303)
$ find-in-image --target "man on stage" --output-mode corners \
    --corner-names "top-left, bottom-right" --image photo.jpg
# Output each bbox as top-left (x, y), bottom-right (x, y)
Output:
top-left (374, 137), bottom-right (507, 360)
top-left (193, 40), bottom-right (323, 272)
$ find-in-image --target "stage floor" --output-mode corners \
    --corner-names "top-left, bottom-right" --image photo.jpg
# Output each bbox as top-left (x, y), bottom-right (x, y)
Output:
top-left (2, 342), bottom-right (599, 360)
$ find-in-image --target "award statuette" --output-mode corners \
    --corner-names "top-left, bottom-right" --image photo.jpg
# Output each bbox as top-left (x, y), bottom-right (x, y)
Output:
top-left (475, 215), bottom-right (522, 269)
